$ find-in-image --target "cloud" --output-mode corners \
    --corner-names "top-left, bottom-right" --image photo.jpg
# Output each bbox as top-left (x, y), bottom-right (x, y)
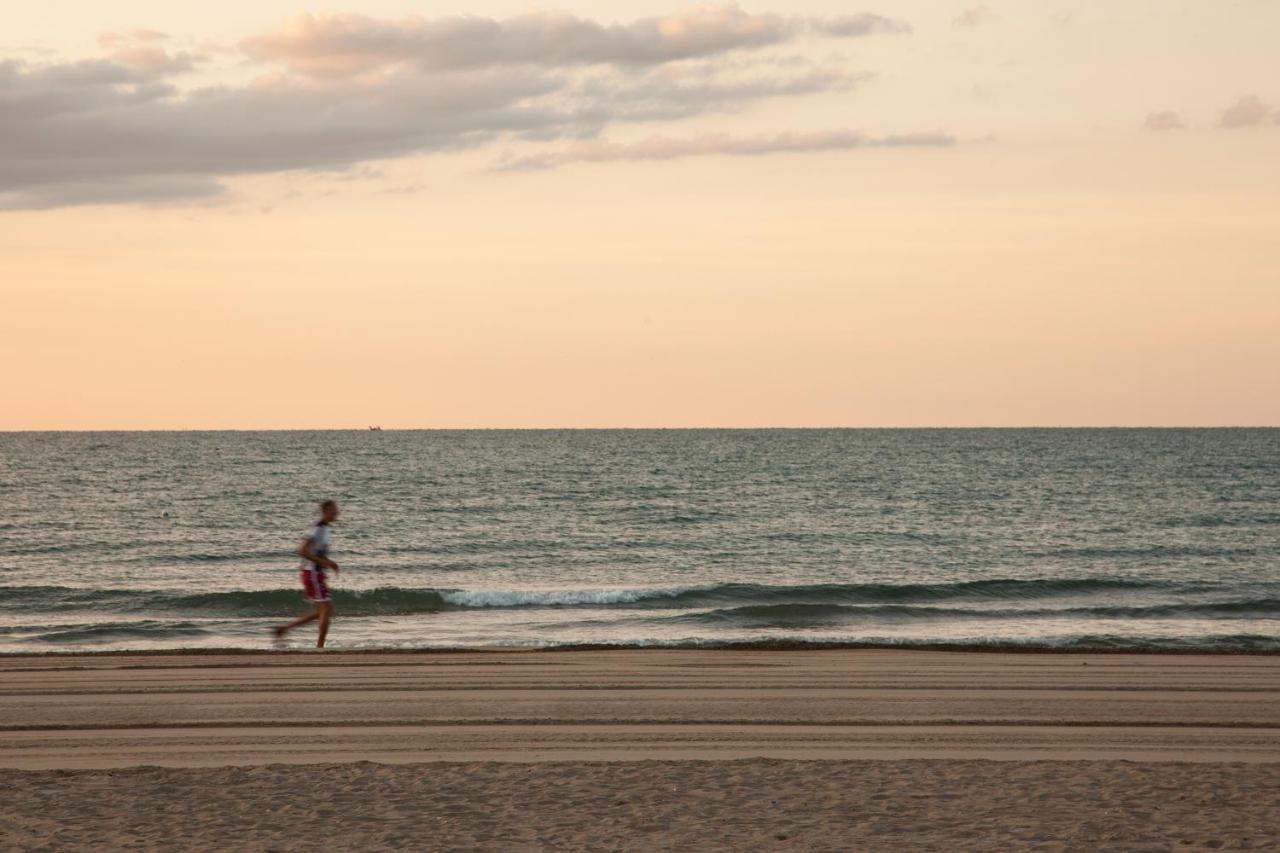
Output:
top-left (0, 175), bottom-right (225, 211)
top-left (809, 14), bottom-right (912, 37)
top-left (569, 65), bottom-right (867, 126)
top-left (0, 6), bottom-right (934, 210)
top-left (952, 6), bottom-right (991, 28)
top-left (240, 5), bottom-right (910, 77)
top-left (97, 29), bottom-right (171, 49)
top-left (0, 58), bottom-right (565, 208)
top-left (1142, 111), bottom-right (1185, 132)
top-left (95, 29), bottom-right (203, 75)
top-left (495, 129), bottom-right (955, 171)
top-left (0, 56), bottom-right (877, 208)
top-left (0, 59), bottom-right (174, 123)
top-left (1219, 94), bottom-right (1268, 128)
top-left (108, 46), bottom-right (201, 74)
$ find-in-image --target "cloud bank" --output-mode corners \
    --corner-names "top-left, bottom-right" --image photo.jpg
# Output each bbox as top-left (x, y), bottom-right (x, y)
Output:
top-left (247, 8), bottom-right (778, 76)
top-left (0, 5), bottom-right (926, 210)
top-left (240, 9), bottom-right (912, 77)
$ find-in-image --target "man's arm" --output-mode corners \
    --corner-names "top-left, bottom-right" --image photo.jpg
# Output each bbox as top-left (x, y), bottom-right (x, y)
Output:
top-left (297, 538), bottom-right (339, 572)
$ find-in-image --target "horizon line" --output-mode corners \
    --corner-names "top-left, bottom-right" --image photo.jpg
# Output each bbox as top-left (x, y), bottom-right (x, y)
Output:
top-left (3, 425), bottom-right (1278, 434)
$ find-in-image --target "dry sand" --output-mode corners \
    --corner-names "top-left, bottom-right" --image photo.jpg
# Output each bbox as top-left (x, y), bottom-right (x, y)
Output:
top-left (6, 759), bottom-right (1279, 851)
top-left (2, 649), bottom-right (1278, 850)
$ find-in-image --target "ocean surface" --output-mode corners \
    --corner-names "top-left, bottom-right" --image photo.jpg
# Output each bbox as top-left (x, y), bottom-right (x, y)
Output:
top-left (1, 429), bottom-right (1277, 653)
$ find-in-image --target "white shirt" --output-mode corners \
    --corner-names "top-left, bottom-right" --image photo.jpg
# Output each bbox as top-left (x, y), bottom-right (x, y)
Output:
top-left (300, 522), bottom-right (332, 571)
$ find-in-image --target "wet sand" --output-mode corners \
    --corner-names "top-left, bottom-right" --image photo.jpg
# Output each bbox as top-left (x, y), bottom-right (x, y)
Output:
top-left (2, 649), bottom-right (1278, 849)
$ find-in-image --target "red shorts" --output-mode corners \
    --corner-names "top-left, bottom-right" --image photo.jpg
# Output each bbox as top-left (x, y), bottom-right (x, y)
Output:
top-left (300, 568), bottom-right (331, 603)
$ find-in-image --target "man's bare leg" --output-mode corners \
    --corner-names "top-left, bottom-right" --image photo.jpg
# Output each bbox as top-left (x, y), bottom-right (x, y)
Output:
top-left (316, 602), bottom-right (333, 649)
top-left (273, 608), bottom-right (320, 640)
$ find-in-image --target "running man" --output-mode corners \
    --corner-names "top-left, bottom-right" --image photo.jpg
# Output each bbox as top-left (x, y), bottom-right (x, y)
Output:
top-left (273, 500), bottom-right (340, 648)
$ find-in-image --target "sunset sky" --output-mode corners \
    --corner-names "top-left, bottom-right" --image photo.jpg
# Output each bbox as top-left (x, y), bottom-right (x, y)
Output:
top-left (4, 1), bottom-right (1278, 429)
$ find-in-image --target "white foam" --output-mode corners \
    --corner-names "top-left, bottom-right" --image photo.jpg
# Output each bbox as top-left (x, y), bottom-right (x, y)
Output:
top-left (439, 586), bottom-right (708, 608)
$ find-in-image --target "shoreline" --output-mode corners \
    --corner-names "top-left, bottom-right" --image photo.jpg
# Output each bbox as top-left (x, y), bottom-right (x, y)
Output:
top-left (2, 641), bottom-right (1278, 659)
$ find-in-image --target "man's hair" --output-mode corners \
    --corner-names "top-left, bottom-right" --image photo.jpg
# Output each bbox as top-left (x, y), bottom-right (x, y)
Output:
top-left (320, 499), bottom-right (337, 512)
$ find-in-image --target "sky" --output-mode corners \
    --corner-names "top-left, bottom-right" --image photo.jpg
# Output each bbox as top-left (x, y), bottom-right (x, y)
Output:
top-left (3, 1), bottom-right (1278, 429)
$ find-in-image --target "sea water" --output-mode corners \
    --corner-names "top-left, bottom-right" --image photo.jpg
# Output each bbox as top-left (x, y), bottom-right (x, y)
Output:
top-left (0, 429), bottom-right (1277, 652)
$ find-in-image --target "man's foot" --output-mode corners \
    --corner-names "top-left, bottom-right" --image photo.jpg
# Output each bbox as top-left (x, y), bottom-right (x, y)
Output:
top-left (271, 626), bottom-right (286, 645)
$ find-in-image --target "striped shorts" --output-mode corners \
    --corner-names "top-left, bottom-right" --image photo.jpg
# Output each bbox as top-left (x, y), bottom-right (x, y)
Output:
top-left (300, 568), bottom-right (331, 603)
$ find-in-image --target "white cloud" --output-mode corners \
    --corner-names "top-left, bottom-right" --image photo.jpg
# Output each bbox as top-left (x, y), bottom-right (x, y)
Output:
top-left (496, 129), bottom-right (955, 171)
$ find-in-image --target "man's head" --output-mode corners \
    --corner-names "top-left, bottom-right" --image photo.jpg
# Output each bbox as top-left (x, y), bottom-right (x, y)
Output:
top-left (320, 500), bottom-right (339, 523)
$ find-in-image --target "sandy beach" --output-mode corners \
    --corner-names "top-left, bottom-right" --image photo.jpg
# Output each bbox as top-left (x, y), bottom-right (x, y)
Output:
top-left (3, 648), bottom-right (1279, 850)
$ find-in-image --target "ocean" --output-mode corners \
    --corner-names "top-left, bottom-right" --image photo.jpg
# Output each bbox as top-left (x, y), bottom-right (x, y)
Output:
top-left (1, 429), bottom-right (1277, 653)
